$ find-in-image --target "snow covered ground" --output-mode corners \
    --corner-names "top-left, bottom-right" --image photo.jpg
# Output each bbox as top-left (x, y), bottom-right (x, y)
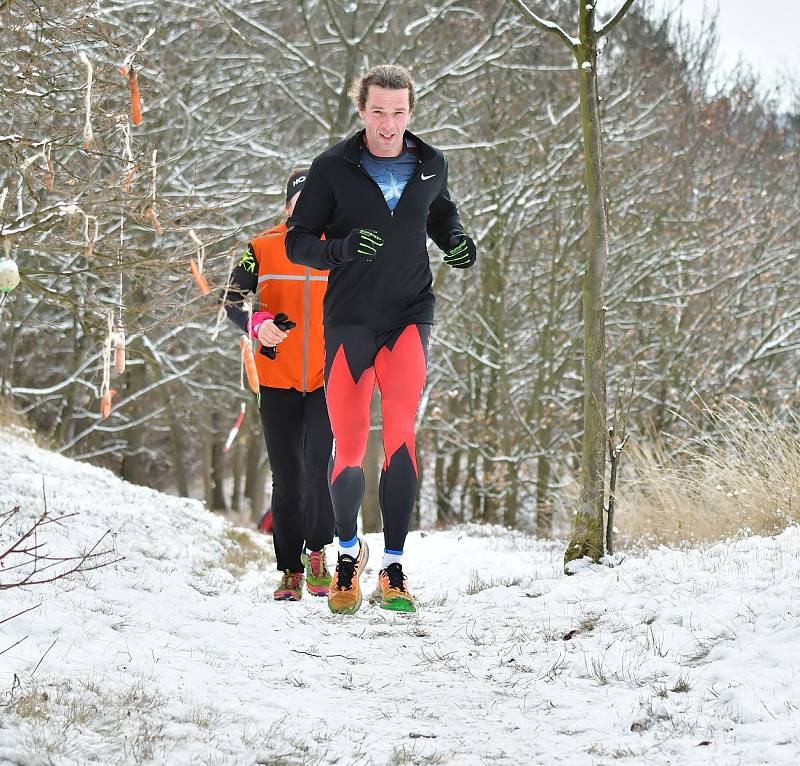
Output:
top-left (1, 425), bottom-right (799, 766)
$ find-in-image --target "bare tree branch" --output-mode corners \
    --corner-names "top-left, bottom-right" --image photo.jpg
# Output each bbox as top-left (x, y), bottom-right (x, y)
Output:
top-left (0, 603), bottom-right (41, 627)
top-left (510, 0), bottom-right (579, 52)
top-left (0, 637), bottom-right (26, 658)
top-left (0, 507), bottom-right (122, 591)
top-left (596, 0), bottom-right (638, 37)
top-left (31, 638), bottom-right (58, 676)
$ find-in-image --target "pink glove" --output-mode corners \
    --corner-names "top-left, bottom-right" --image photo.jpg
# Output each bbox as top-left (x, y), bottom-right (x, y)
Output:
top-left (249, 310), bottom-right (275, 339)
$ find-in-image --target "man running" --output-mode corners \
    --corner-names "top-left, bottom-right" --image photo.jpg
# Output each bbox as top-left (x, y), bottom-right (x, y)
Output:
top-left (286, 64), bottom-right (477, 614)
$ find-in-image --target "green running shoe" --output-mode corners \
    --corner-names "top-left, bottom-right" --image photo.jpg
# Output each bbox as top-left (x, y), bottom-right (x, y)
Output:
top-left (373, 562), bottom-right (416, 613)
top-left (273, 570), bottom-right (303, 601)
top-left (302, 550), bottom-right (332, 596)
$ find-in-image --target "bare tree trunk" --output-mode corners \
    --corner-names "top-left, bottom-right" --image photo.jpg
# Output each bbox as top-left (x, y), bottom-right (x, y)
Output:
top-left (564, 6), bottom-right (610, 569)
top-left (161, 381), bottom-right (189, 498)
top-left (209, 410), bottom-right (228, 511)
top-left (535, 445), bottom-right (552, 537)
top-left (465, 446), bottom-right (481, 522)
top-left (446, 452), bottom-right (463, 524)
top-left (56, 314), bottom-right (83, 445)
top-left (202, 418), bottom-right (212, 505)
top-left (244, 412), bottom-right (266, 522)
top-left (231, 435), bottom-right (244, 514)
top-left (513, 0), bottom-right (636, 569)
top-left (120, 346), bottom-right (150, 486)
top-left (435, 451), bottom-right (447, 525)
top-left (329, 6), bottom-right (360, 142)
top-left (250, 460), bottom-right (267, 524)
top-left (503, 460), bottom-right (518, 528)
top-left (482, 370), bottom-right (501, 525)
top-left (436, 447), bottom-right (463, 527)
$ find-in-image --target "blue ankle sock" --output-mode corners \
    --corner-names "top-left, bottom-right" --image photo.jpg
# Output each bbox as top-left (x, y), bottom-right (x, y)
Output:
top-left (337, 535), bottom-right (358, 558)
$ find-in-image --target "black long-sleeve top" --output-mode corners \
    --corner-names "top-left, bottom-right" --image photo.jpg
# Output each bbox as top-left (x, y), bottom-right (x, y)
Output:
top-left (285, 129), bottom-right (465, 330)
top-left (220, 246), bottom-right (257, 335)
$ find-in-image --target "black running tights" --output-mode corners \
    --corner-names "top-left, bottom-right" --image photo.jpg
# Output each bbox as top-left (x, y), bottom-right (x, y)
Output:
top-left (259, 386), bottom-right (335, 572)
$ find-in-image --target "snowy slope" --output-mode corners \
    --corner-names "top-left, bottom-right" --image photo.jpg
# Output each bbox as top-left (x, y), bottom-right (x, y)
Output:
top-left (1, 425), bottom-right (799, 766)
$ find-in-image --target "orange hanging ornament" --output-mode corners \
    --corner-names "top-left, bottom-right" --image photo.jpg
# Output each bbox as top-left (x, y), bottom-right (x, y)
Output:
top-left (123, 163), bottom-right (138, 193)
top-left (189, 229), bottom-right (209, 295)
top-left (101, 389), bottom-right (116, 418)
top-left (85, 216), bottom-right (98, 258)
top-left (240, 336), bottom-right (259, 394)
top-left (113, 322), bottom-right (126, 374)
top-left (128, 66), bottom-right (143, 126)
top-left (190, 259), bottom-right (209, 295)
top-left (147, 205), bottom-right (163, 235)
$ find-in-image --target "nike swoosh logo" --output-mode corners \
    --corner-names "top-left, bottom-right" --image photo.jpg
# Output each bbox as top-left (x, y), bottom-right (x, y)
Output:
top-left (421, 173), bottom-right (436, 181)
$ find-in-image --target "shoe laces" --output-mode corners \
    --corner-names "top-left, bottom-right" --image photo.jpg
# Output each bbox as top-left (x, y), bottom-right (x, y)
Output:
top-left (334, 554), bottom-right (356, 590)
top-left (309, 550), bottom-right (327, 578)
top-left (282, 570), bottom-right (302, 589)
top-left (383, 562), bottom-right (407, 592)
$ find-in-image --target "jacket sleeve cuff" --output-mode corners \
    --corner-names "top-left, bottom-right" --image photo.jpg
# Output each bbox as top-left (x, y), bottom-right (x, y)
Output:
top-left (249, 310), bottom-right (275, 338)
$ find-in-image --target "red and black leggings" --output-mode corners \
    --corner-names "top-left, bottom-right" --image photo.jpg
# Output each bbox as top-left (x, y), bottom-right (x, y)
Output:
top-left (324, 324), bottom-right (431, 552)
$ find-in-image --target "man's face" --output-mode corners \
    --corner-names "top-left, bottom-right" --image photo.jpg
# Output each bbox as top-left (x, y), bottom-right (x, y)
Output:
top-left (358, 85), bottom-right (411, 158)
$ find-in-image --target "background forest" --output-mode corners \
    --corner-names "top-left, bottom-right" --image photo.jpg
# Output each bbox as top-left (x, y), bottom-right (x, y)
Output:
top-left (2, 0), bottom-right (798, 543)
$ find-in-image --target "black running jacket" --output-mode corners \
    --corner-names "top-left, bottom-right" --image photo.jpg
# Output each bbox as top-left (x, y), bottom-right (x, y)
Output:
top-left (285, 129), bottom-right (465, 330)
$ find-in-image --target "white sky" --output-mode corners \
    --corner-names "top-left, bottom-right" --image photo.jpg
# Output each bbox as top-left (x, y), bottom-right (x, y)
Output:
top-left (596, 0), bottom-right (798, 103)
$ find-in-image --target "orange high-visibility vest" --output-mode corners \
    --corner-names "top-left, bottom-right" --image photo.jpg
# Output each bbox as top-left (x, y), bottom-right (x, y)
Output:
top-left (251, 223), bottom-right (328, 391)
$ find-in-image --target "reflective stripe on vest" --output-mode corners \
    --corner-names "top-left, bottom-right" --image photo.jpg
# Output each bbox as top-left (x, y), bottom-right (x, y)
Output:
top-left (257, 274), bottom-right (328, 282)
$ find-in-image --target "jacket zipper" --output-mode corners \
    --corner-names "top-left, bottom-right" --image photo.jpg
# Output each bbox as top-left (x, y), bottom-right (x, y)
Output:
top-left (394, 163), bottom-right (423, 215)
top-left (352, 151), bottom-right (424, 221)
top-left (303, 266), bottom-right (309, 395)
top-left (355, 163), bottom-right (395, 223)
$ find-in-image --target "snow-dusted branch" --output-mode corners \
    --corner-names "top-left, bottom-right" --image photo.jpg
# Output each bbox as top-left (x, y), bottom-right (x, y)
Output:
top-left (596, 0), bottom-right (638, 37)
top-left (510, 0), bottom-right (579, 51)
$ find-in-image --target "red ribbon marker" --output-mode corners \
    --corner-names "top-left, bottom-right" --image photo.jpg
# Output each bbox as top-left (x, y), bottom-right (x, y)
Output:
top-left (224, 402), bottom-right (247, 453)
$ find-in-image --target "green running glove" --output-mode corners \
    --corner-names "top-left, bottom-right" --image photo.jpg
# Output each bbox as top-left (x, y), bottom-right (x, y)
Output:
top-left (345, 228), bottom-right (384, 262)
top-left (444, 234), bottom-right (477, 269)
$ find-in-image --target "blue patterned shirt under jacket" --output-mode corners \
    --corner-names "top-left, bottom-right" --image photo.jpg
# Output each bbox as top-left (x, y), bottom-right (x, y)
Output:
top-left (359, 139), bottom-right (419, 211)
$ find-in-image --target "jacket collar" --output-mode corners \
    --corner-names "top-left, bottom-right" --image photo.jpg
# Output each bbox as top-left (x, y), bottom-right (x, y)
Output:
top-left (343, 129), bottom-right (437, 166)
top-left (256, 221), bottom-right (287, 238)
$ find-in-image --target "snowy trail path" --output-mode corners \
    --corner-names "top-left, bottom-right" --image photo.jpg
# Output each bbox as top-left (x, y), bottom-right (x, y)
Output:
top-left (1, 426), bottom-right (799, 765)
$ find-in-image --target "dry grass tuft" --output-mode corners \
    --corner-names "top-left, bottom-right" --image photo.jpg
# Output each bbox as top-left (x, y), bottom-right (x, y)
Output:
top-left (390, 743), bottom-right (447, 765)
top-left (0, 396), bottom-right (56, 451)
top-left (0, 396), bottom-right (30, 431)
top-left (217, 527), bottom-right (275, 577)
top-left (464, 569), bottom-right (523, 595)
top-left (671, 676), bottom-right (691, 693)
top-left (612, 401), bottom-right (800, 548)
top-left (6, 676), bottom-right (168, 763)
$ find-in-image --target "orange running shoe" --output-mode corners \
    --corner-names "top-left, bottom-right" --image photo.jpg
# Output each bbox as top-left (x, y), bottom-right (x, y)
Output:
top-left (372, 562), bottom-right (415, 613)
top-left (327, 539), bottom-right (369, 614)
